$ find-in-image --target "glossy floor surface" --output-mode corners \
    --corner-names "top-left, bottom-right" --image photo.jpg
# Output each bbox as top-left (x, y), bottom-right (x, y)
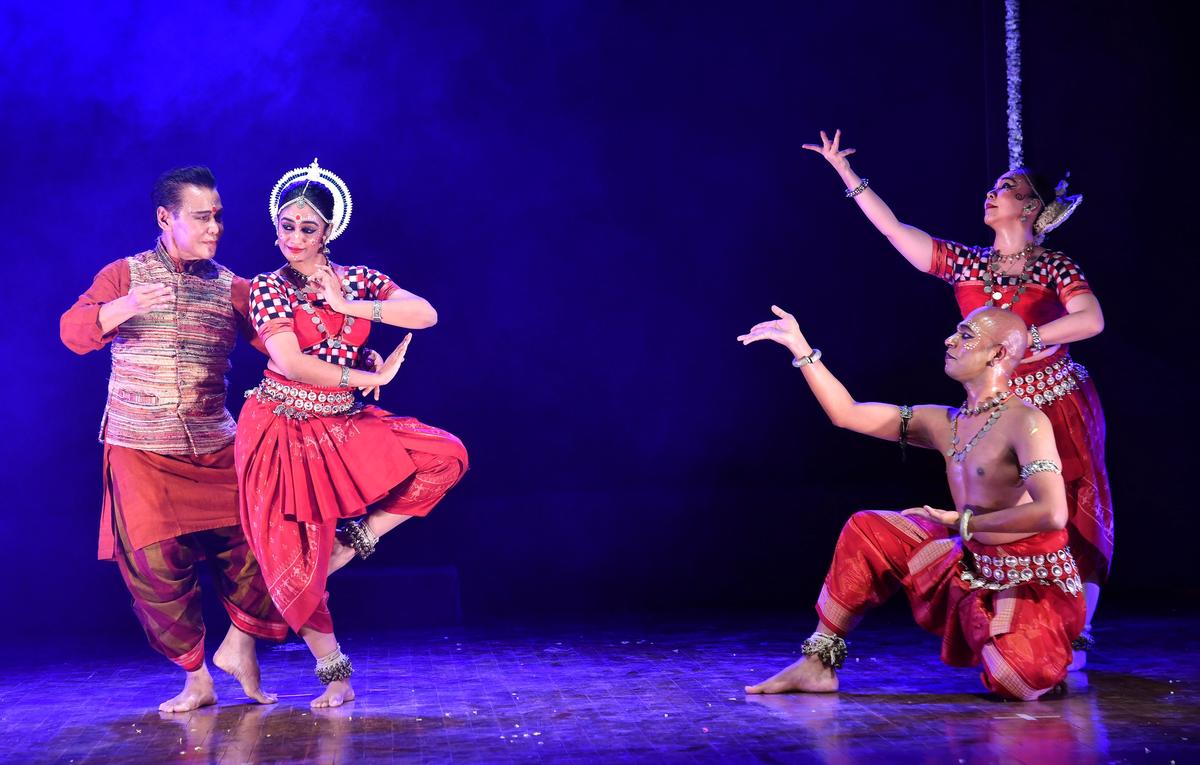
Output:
top-left (3, 612), bottom-right (1196, 764)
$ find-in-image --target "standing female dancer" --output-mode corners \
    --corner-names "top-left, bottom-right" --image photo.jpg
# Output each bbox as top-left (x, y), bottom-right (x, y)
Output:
top-left (236, 159), bottom-right (468, 706)
top-left (804, 130), bottom-right (1110, 669)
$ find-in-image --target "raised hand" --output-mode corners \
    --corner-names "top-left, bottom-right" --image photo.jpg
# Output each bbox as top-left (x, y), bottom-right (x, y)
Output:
top-left (358, 348), bottom-right (384, 401)
top-left (375, 333), bottom-right (414, 386)
top-left (901, 505), bottom-right (960, 528)
top-left (125, 282), bottom-right (175, 314)
top-left (312, 264), bottom-right (351, 314)
top-left (737, 305), bottom-right (812, 358)
top-left (801, 129), bottom-right (857, 174)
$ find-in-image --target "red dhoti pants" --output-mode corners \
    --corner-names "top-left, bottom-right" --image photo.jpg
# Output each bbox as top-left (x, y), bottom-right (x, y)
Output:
top-left (816, 511), bottom-right (1085, 701)
top-left (113, 508), bottom-right (288, 671)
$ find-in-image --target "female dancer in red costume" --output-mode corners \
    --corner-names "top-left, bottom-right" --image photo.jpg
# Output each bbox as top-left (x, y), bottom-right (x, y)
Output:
top-left (804, 131), bottom-right (1110, 669)
top-left (236, 159), bottom-right (468, 706)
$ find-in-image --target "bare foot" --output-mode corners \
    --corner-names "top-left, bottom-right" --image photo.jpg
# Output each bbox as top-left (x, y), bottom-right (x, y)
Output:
top-left (745, 655), bottom-right (839, 694)
top-left (214, 625), bottom-right (277, 705)
top-left (311, 679), bottom-right (355, 708)
top-left (328, 539), bottom-right (357, 575)
top-left (160, 666), bottom-right (219, 713)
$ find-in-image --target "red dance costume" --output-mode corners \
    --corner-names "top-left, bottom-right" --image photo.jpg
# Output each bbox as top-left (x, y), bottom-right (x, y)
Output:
top-left (236, 266), bottom-right (468, 634)
top-left (817, 511), bottom-right (1085, 701)
top-left (930, 241), bottom-right (1113, 585)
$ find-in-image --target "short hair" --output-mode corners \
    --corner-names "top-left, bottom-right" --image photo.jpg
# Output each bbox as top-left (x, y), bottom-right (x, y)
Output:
top-left (152, 166), bottom-right (217, 213)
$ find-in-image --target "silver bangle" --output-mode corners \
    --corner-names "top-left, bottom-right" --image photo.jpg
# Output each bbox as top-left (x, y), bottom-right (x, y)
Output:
top-left (371, 300), bottom-right (383, 322)
top-left (791, 348), bottom-right (822, 368)
top-left (959, 507), bottom-right (974, 542)
top-left (338, 365), bottom-right (351, 388)
top-left (1029, 324), bottom-right (1044, 353)
top-left (845, 178), bottom-right (870, 198)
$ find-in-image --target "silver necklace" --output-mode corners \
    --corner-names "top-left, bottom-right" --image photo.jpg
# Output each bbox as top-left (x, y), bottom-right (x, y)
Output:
top-left (947, 401), bottom-right (1008, 463)
top-left (981, 246), bottom-right (1039, 310)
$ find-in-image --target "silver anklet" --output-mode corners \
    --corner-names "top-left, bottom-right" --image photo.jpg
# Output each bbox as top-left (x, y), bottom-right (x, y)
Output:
top-left (315, 644), bottom-right (354, 684)
top-left (1071, 628), bottom-right (1095, 653)
top-left (801, 631), bottom-right (848, 669)
top-left (338, 518), bottom-right (379, 559)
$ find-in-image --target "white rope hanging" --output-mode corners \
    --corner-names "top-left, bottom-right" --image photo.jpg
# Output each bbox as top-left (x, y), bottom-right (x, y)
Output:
top-left (1005, 0), bottom-right (1024, 169)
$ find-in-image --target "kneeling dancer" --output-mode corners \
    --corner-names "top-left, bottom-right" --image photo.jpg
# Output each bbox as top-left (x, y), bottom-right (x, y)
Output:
top-left (737, 305), bottom-right (1083, 700)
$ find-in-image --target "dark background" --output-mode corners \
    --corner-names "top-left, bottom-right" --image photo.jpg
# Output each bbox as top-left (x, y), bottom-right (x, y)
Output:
top-left (1, 1), bottom-right (1191, 637)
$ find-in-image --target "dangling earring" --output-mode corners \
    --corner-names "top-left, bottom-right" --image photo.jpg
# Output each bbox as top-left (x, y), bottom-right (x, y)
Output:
top-left (322, 243), bottom-right (331, 256)
top-left (274, 238), bottom-right (279, 247)
top-left (1020, 203), bottom-right (1034, 224)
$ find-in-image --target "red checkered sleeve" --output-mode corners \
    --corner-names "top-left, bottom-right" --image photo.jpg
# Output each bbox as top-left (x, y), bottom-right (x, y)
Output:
top-left (343, 265), bottom-right (397, 300)
top-left (929, 239), bottom-right (982, 284)
top-left (248, 274), bottom-right (295, 341)
top-left (1045, 251), bottom-right (1093, 304)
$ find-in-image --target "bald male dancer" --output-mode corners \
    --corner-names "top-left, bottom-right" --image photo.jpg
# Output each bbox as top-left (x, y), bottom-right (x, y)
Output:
top-left (738, 305), bottom-right (1084, 700)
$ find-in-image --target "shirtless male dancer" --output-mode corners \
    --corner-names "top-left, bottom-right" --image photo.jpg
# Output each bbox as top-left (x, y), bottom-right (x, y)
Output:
top-left (737, 305), bottom-right (1084, 700)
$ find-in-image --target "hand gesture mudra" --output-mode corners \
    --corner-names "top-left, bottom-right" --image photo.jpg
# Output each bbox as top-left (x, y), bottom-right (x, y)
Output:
top-left (375, 332), bottom-right (414, 386)
top-left (801, 129), bottom-right (857, 173)
top-left (737, 305), bottom-right (811, 358)
top-left (125, 282), bottom-right (175, 315)
top-left (358, 348), bottom-right (384, 401)
top-left (311, 263), bottom-right (351, 313)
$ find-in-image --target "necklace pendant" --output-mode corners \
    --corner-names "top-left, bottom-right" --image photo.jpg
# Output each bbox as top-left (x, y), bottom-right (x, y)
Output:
top-left (991, 291), bottom-right (1003, 301)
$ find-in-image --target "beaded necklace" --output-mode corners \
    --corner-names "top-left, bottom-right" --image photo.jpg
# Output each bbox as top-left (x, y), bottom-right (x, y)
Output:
top-left (958, 391), bottom-right (1010, 417)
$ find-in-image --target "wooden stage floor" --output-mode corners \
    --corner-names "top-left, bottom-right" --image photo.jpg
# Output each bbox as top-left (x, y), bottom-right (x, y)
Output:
top-left (3, 612), bottom-right (1196, 764)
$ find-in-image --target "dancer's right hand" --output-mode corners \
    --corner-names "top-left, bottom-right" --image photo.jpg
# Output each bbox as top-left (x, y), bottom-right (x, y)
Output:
top-left (124, 283), bottom-right (175, 314)
top-left (801, 129), bottom-right (857, 173)
top-left (375, 333), bottom-right (413, 385)
top-left (737, 305), bottom-right (812, 359)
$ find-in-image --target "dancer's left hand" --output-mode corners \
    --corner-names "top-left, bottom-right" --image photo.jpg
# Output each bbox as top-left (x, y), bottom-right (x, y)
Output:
top-left (312, 264), bottom-right (352, 313)
top-left (901, 505), bottom-right (960, 528)
top-left (359, 349), bottom-right (384, 401)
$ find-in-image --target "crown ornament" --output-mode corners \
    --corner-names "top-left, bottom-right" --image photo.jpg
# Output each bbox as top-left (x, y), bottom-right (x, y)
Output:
top-left (268, 158), bottom-right (353, 242)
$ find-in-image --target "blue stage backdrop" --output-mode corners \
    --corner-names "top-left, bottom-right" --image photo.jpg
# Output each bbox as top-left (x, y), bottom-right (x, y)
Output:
top-left (1, 2), bottom-right (1190, 633)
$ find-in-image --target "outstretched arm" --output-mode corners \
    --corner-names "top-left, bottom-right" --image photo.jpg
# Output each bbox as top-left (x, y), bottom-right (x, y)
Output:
top-left (802, 129), bottom-right (934, 272)
top-left (738, 305), bottom-right (947, 443)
